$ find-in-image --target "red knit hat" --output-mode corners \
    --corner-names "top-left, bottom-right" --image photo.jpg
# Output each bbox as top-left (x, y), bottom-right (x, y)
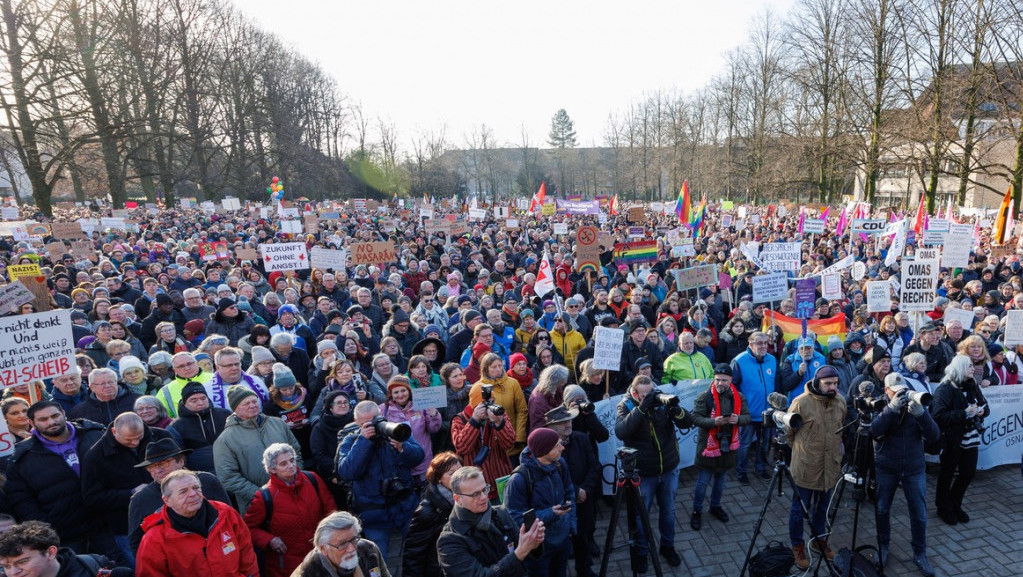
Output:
top-left (527, 428), bottom-right (561, 459)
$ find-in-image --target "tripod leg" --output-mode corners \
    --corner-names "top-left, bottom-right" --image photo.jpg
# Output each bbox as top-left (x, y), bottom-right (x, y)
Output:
top-left (628, 482), bottom-right (664, 577)
top-left (597, 485), bottom-right (625, 577)
top-left (739, 465), bottom-right (784, 577)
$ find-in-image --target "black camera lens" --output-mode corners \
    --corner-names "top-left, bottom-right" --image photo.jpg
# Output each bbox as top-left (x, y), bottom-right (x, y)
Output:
top-left (372, 416), bottom-right (412, 442)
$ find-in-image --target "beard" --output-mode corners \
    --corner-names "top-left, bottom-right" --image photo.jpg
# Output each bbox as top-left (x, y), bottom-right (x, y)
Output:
top-left (339, 552), bottom-right (359, 571)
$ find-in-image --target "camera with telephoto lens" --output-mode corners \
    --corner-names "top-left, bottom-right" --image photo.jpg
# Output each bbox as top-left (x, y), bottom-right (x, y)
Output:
top-left (655, 391), bottom-right (680, 408)
top-left (577, 401), bottom-right (595, 415)
top-left (480, 385), bottom-right (506, 416)
top-left (762, 408), bottom-right (802, 431)
top-left (855, 396), bottom-right (887, 415)
top-left (370, 416), bottom-right (412, 442)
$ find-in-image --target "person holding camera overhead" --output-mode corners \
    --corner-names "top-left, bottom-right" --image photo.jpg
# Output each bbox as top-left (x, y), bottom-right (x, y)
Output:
top-left (785, 365), bottom-right (847, 570)
top-left (336, 399), bottom-right (424, 558)
top-left (615, 375), bottom-right (692, 572)
top-left (870, 373), bottom-right (940, 577)
top-left (450, 387), bottom-right (516, 502)
top-left (689, 364), bottom-right (750, 532)
top-left (469, 352), bottom-right (529, 457)
top-left (930, 354), bottom-right (989, 526)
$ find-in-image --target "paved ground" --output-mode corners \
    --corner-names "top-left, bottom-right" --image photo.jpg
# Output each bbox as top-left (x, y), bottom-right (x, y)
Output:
top-left (385, 462), bottom-right (1022, 576)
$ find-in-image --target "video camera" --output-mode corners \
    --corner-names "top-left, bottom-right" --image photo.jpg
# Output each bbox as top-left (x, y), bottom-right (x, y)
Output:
top-left (370, 416), bottom-right (412, 443)
top-left (762, 407), bottom-right (802, 431)
top-left (480, 385), bottom-right (506, 416)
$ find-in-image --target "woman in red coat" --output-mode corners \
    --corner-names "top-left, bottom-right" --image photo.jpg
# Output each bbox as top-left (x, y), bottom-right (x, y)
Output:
top-left (450, 400), bottom-right (515, 501)
top-left (242, 443), bottom-right (336, 577)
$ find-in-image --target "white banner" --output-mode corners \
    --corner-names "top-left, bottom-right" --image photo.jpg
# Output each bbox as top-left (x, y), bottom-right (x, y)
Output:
top-left (592, 327), bottom-right (624, 371)
top-left (760, 242), bottom-right (802, 273)
top-left (752, 272), bottom-right (789, 303)
top-left (885, 219), bottom-right (906, 267)
top-left (924, 385), bottom-right (1023, 470)
top-left (899, 259), bottom-right (939, 312)
top-left (0, 310), bottom-right (76, 388)
top-left (866, 281), bottom-right (891, 313)
top-left (942, 224), bottom-right (974, 268)
top-left (260, 242), bottom-right (309, 272)
top-left (822, 272), bottom-right (843, 301)
top-left (309, 247), bottom-right (348, 271)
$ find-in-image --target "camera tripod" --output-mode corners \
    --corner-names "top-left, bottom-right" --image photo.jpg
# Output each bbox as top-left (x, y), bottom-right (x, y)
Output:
top-left (597, 457), bottom-right (663, 577)
top-left (739, 436), bottom-right (816, 577)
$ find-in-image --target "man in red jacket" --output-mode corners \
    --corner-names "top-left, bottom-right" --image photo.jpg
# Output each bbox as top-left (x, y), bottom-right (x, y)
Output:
top-left (136, 470), bottom-right (257, 577)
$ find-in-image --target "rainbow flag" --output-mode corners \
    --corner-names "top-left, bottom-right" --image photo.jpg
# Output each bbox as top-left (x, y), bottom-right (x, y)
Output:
top-left (690, 197), bottom-right (707, 238)
top-left (675, 180), bottom-right (691, 223)
top-left (613, 240), bottom-right (659, 265)
top-left (762, 311), bottom-right (847, 349)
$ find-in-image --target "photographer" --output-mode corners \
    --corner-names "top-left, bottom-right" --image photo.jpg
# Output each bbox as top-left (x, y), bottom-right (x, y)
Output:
top-left (614, 375), bottom-right (692, 571)
top-left (689, 364), bottom-right (750, 531)
top-left (931, 354), bottom-right (989, 526)
top-left (450, 393), bottom-right (516, 502)
top-left (786, 365), bottom-right (846, 570)
top-left (336, 400), bottom-right (425, 558)
top-left (870, 373), bottom-right (940, 577)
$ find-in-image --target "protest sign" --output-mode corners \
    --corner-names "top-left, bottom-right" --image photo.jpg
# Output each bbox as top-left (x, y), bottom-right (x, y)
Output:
top-left (673, 238), bottom-right (695, 258)
top-left (279, 207), bottom-right (299, 219)
top-left (721, 214), bottom-right (733, 228)
top-left (866, 281), bottom-right (891, 313)
top-left (718, 272), bottom-right (733, 290)
top-left (303, 215), bottom-right (319, 235)
top-left (803, 218), bottom-right (825, 234)
top-left (899, 259), bottom-right (938, 312)
top-left (260, 242), bottom-right (309, 272)
top-left (671, 264), bottom-right (717, 292)
top-left (45, 242), bottom-right (66, 261)
top-left (100, 217), bottom-right (125, 230)
top-left (0, 417), bottom-right (15, 457)
top-left (1, 208), bottom-right (18, 221)
top-left (233, 248), bottom-right (257, 262)
top-left (552, 223), bottom-right (568, 235)
top-left (916, 248), bottom-right (940, 261)
top-left (752, 272), bottom-right (788, 303)
top-left (69, 241), bottom-right (93, 259)
top-left (575, 226), bottom-right (601, 272)
top-left (721, 201), bottom-right (734, 211)
top-left (942, 306), bottom-right (975, 331)
top-left (351, 242), bottom-right (397, 266)
top-left (760, 242), bottom-right (802, 273)
top-left (0, 309), bottom-right (76, 388)
top-left (310, 247), bottom-right (348, 271)
top-left (541, 203), bottom-right (555, 216)
top-left (448, 221), bottom-right (470, 237)
top-left (941, 224), bottom-right (974, 268)
top-left (922, 230), bottom-right (946, 246)
top-left (851, 219), bottom-right (886, 234)
top-left (319, 211), bottom-right (340, 220)
top-left (927, 218), bottom-right (950, 232)
top-left (198, 242), bottom-right (229, 262)
top-left (494, 206), bottom-right (509, 218)
top-left (628, 207), bottom-right (645, 223)
top-left (1003, 310), bottom-right (1023, 346)
top-left (412, 386), bottom-right (447, 411)
top-left (50, 222), bottom-right (83, 240)
top-left (592, 327), bottom-right (624, 371)
top-left (793, 278), bottom-right (815, 319)
top-left (468, 208), bottom-right (487, 220)
top-left (884, 220), bottom-right (906, 267)
top-left (0, 281), bottom-right (34, 314)
top-left (821, 272), bottom-right (843, 301)
top-left (851, 261), bottom-right (866, 281)
top-left (628, 226), bottom-right (645, 238)
top-left (505, 219), bottom-right (520, 230)
top-left (425, 219), bottom-right (450, 235)
top-left (6, 264), bottom-right (40, 281)
top-left (221, 198), bottom-right (241, 211)
top-left (279, 220), bottom-right (302, 234)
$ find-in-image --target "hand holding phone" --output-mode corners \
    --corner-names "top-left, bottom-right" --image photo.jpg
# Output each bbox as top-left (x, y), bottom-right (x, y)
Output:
top-left (522, 508), bottom-right (536, 530)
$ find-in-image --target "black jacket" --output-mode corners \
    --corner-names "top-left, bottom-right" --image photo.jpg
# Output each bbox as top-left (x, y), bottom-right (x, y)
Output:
top-left (617, 339), bottom-right (664, 390)
top-left (309, 412), bottom-right (352, 481)
top-left (68, 387), bottom-right (141, 426)
top-left (5, 421), bottom-right (107, 543)
top-left (615, 393), bottom-right (692, 477)
top-left (902, 341), bottom-right (955, 383)
top-left (437, 505), bottom-right (532, 577)
top-left (139, 308), bottom-right (186, 350)
top-left (562, 431), bottom-right (601, 499)
top-left (54, 548), bottom-right (132, 577)
top-left (272, 348), bottom-right (311, 392)
top-left (930, 377), bottom-right (990, 450)
top-left (167, 404), bottom-right (232, 473)
top-left (81, 424), bottom-right (174, 534)
top-left (402, 483), bottom-right (454, 577)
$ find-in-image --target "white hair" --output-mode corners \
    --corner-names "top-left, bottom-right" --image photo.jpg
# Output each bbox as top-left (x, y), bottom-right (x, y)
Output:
top-left (942, 354), bottom-right (973, 385)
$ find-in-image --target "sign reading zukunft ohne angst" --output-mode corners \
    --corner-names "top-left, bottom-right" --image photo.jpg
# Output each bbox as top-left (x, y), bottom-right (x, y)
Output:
top-left (752, 272), bottom-right (789, 303)
top-left (899, 259), bottom-right (939, 312)
top-left (759, 242), bottom-right (802, 273)
top-left (0, 309), bottom-right (76, 388)
top-left (260, 242), bottom-right (309, 272)
top-left (592, 327), bottom-right (624, 371)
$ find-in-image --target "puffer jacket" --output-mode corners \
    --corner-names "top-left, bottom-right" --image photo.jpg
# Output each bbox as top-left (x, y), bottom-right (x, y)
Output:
top-left (504, 449), bottom-right (576, 547)
top-left (780, 350), bottom-right (828, 401)
top-left (662, 349), bottom-right (713, 383)
top-left (335, 424), bottom-right (424, 530)
top-left (730, 349), bottom-right (778, 420)
top-left (67, 386), bottom-right (140, 426)
top-left (242, 471), bottom-right (336, 577)
top-left (469, 375), bottom-right (529, 453)
top-left (787, 387), bottom-right (847, 490)
top-left (169, 402), bottom-right (232, 473)
top-left (137, 500), bottom-right (258, 577)
top-left (870, 395), bottom-right (940, 474)
top-left (206, 311), bottom-right (257, 347)
top-left (615, 390), bottom-right (693, 477)
top-left (437, 505), bottom-right (531, 577)
top-left (829, 356), bottom-right (857, 398)
top-left (212, 414), bottom-right (303, 513)
top-left (402, 483), bottom-right (454, 577)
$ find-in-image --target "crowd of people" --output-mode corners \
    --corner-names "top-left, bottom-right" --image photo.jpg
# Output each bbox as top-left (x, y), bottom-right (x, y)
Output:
top-left (0, 196), bottom-right (1017, 577)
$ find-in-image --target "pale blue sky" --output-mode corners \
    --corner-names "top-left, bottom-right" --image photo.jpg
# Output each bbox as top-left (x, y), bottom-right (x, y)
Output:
top-left (239, 0), bottom-right (796, 150)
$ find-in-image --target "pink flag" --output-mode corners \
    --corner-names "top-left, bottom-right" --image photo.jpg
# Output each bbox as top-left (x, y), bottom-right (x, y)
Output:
top-left (836, 207), bottom-right (848, 237)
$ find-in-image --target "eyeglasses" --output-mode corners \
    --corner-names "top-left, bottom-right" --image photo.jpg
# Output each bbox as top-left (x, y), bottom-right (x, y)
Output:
top-left (536, 335), bottom-right (550, 341)
top-left (324, 536), bottom-right (359, 552)
top-left (455, 484), bottom-right (491, 499)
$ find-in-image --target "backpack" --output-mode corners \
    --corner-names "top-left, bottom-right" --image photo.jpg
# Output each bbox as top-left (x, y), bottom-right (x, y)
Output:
top-left (504, 461), bottom-right (563, 505)
top-left (259, 471), bottom-right (320, 529)
top-left (833, 546), bottom-right (883, 577)
top-left (748, 541), bottom-right (794, 577)
top-left (76, 554), bottom-right (113, 577)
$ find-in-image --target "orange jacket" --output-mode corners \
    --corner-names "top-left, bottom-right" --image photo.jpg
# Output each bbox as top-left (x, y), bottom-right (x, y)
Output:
top-left (137, 500), bottom-right (258, 577)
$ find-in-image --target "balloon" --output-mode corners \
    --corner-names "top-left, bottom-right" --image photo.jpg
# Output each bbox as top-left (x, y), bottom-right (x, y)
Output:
top-left (271, 176), bottom-right (279, 183)
top-left (266, 187), bottom-right (272, 194)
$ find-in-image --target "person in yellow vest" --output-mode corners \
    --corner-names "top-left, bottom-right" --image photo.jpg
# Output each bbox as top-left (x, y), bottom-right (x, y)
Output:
top-left (157, 352), bottom-right (215, 417)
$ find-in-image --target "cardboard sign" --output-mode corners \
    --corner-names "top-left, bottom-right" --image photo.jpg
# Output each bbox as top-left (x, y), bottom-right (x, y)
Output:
top-left (760, 242), bottom-right (802, 273)
top-left (0, 281), bottom-right (35, 314)
top-left (69, 241), bottom-right (93, 258)
top-left (1003, 310), bottom-right (1023, 347)
top-left (303, 215), bottom-right (320, 235)
top-left (0, 309), bottom-right (76, 388)
top-left (575, 226), bottom-right (601, 272)
top-left (592, 327), bottom-right (624, 371)
top-left (425, 219), bottom-right (450, 235)
top-left (671, 264), bottom-right (717, 292)
top-left (235, 248), bottom-right (259, 262)
top-left (821, 272), bottom-right (843, 301)
top-left (260, 242), bottom-right (309, 272)
top-left (752, 272), bottom-right (789, 303)
top-left (310, 247), bottom-right (348, 271)
top-left (553, 223), bottom-right (568, 235)
top-left (50, 222), bottom-right (83, 240)
top-left (412, 386), bottom-right (447, 411)
top-left (899, 259), bottom-right (939, 312)
top-left (45, 242), bottom-right (67, 261)
top-left (351, 242), bottom-right (397, 266)
top-left (628, 207), bottom-right (645, 223)
top-left (6, 264), bottom-right (40, 281)
top-left (990, 245), bottom-right (1016, 260)
top-left (866, 281), bottom-right (891, 313)
top-left (449, 221), bottom-right (470, 237)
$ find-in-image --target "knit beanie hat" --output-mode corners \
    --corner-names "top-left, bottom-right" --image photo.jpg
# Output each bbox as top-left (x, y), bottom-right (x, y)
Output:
top-left (216, 297), bottom-right (237, 315)
top-left (527, 427), bottom-right (561, 459)
top-left (271, 363), bottom-right (297, 389)
top-left (509, 353), bottom-right (528, 368)
top-left (180, 382), bottom-right (208, 404)
top-left (387, 375), bottom-right (413, 397)
top-left (118, 356), bottom-right (146, 378)
top-left (317, 340), bottom-right (338, 355)
top-left (250, 346), bottom-right (274, 366)
top-left (827, 336), bottom-right (844, 351)
top-left (184, 319), bottom-right (205, 335)
top-left (149, 351), bottom-right (173, 367)
top-left (227, 385), bottom-right (257, 411)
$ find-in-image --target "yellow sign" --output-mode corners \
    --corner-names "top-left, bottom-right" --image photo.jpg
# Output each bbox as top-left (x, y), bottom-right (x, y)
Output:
top-left (541, 203), bottom-right (555, 216)
top-left (721, 201), bottom-right (734, 211)
top-left (7, 263), bottom-right (41, 280)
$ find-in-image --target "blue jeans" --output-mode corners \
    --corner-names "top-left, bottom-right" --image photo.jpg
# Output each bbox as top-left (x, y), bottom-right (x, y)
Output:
top-left (362, 526), bottom-right (393, 558)
top-left (737, 423), bottom-right (768, 475)
top-left (525, 537), bottom-right (571, 577)
top-left (692, 469), bottom-right (726, 512)
top-left (788, 487), bottom-right (831, 546)
top-left (875, 467), bottom-right (928, 556)
top-left (635, 468), bottom-right (679, 555)
top-left (112, 535), bottom-right (135, 568)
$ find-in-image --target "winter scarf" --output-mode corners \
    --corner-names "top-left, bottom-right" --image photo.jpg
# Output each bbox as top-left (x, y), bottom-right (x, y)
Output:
top-left (702, 384), bottom-right (742, 458)
top-left (506, 366), bottom-right (534, 390)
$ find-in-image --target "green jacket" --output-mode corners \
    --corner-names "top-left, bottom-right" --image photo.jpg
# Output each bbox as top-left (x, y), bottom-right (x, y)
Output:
top-left (212, 413), bottom-right (303, 513)
top-left (662, 350), bottom-right (713, 383)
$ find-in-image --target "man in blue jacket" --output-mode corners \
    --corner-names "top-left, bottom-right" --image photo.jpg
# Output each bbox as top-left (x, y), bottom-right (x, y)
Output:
top-left (730, 331), bottom-right (778, 484)
top-left (336, 400), bottom-right (423, 558)
top-left (870, 373), bottom-right (940, 577)
top-left (505, 427), bottom-right (576, 577)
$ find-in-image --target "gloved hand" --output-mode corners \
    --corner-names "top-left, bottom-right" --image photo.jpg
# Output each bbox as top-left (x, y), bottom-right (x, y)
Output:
top-left (888, 391), bottom-right (908, 412)
top-left (640, 391), bottom-right (659, 411)
top-left (908, 400), bottom-right (925, 417)
top-left (668, 404), bottom-right (684, 418)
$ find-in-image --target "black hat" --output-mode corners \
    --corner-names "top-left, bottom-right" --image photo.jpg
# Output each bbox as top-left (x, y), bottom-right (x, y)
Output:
top-left (627, 320), bottom-right (646, 334)
top-left (599, 316), bottom-right (620, 328)
top-left (134, 438), bottom-right (192, 468)
top-left (816, 298), bottom-right (829, 307)
top-left (346, 304), bottom-right (364, 317)
top-left (326, 310), bottom-right (342, 323)
top-left (216, 297), bottom-right (236, 315)
top-left (918, 322), bottom-right (940, 334)
top-left (544, 405), bottom-right (579, 426)
top-left (713, 363), bottom-right (732, 377)
top-left (462, 309), bottom-right (482, 323)
top-left (155, 293), bottom-right (174, 307)
top-left (180, 381), bottom-right (208, 404)
top-left (635, 357), bottom-right (651, 371)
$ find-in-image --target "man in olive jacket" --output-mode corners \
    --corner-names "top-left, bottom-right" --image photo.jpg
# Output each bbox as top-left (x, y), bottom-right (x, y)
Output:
top-left (786, 365), bottom-right (847, 570)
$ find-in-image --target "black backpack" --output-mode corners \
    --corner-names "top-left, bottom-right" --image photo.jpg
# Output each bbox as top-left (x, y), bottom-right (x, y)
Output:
top-left (259, 471), bottom-right (320, 529)
top-left (833, 546), bottom-right (883, 577)
top-left (748, 541), bottom-right (794, 577)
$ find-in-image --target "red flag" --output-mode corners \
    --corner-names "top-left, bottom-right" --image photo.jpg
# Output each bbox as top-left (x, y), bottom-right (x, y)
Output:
top-left (125, 201), bottom-right (138, 209)
top-left (913, 193), bottom-right (927, 235)
top-left (610, 194), bottom-right (619, 215)
top-left (535, 251), bottom-right (556, 296)
top-left (529, 182), bottom-right (547, 213)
